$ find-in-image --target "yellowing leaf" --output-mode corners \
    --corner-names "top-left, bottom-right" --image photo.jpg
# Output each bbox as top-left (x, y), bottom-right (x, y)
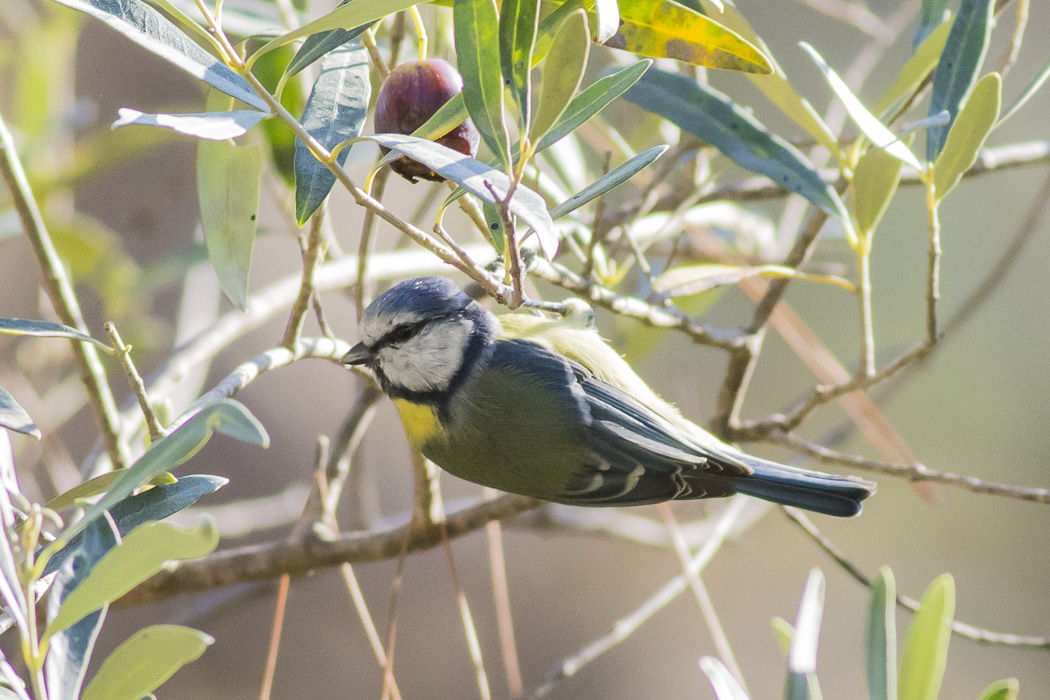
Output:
top-left (854, 141), bottom-right (908, 236)
top-left (603, 0), bottom-right (771, 73)
top-left (874, 18), bottom-right (952, 116)
top-left (933, 72), bottom-right (1000, 201)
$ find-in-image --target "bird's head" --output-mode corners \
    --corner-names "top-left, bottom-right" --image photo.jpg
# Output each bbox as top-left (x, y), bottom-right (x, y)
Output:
top-left (341, 276), bottom-right (498, 400)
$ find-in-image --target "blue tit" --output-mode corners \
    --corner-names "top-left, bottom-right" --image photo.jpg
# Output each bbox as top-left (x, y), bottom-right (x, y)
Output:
top-left (341, 276), bottom-right (875, 517)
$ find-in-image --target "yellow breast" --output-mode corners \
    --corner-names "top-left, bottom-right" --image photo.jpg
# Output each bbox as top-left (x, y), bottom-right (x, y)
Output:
top-left (393, 398), bottom-right (442, 449)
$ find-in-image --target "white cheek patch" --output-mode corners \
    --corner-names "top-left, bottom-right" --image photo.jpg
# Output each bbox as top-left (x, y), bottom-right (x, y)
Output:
top-left (377, 319), bottom-right (470, 393)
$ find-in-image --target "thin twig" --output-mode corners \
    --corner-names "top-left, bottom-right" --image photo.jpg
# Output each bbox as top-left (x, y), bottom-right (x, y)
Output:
top-left (530, 261), bottom-right (745, 351)
top-left (657, 504), bottom-right (746, 692)
top-left (925, 180), bottom-right (941, 345)
top-left (441, 521), bottom-right (493, 700)
top-left (0, 109), bottom-right (127, 469)
top-left (518, 497), bottom-right (749, 700)
top-left (355, 167), bottom-right (391, 319)
top-left (361, 27), bottom-right (390, 80)
top-left (258, 574), bottom-right (290, 700)
top-left (997, 0), bottom-right (1029, 78)
top-left (380, 524), bottom-right (413, 700)
top-left (767, 431), bottom-right (1050, 505)
top-left (104, 322), bottom-right (167, 442)
top-left (281, 208), bottom-right (328, 349)
top-left (782, 507), bottom-right (1050, 648)
top-left (483, 488), bottom-right (523, 697)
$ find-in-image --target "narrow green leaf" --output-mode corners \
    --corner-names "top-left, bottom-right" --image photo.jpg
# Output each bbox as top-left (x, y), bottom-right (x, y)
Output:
top-left (412, 92), bottom-right (469, 142)
top-left (43, 475), bottom-right (227, 578)
top-left (362, 134), bottom-right (559, 257)
top-left (652, 263), bottom-right (846, 297)
top-left (977, 679), bottom-right (1019, 700)
top-left (49, 401), bottom-right (264, 550)
top-left (0, 318), bottom-right (112, 352)
top-left (112, 108), bottom-right (268, 140)
top-left (551, 146), bottom-right (666, 220)
top-left (293, 40), bottom-right (371, 224)
top-left (0, 386), bottom-right (39, 439)
top-left (875, 18), bottom-right (952, 116)
top-left (197, 135), bottom-right (260, 310)
top-left (81, 625), bottom-right (213, 700)
top-left (606, 0), bottom-right (771, 73)
top-left (898, 574), bottom-right (955, 700)
top-left (455, 0), bottom-right (511, 167)
top-left (927, 0), bottom-right (994, 161)
top-left (800, 42), bottom-right (921, 170)
top-left (531, 9), bottom-right (590, 145)
top-left (933, 72), bottom-right (1000, 201)
top-left (699, 656), bottom-right (750, 700)
top-left (51, 0), bottom-right (266, 110)
top-left (44, 517), bottom-right (119, 700)
top-left (482, 201), bottom-right (506, 253)
top-left (537, 60), bottom-right (650, 152)
top-left (915, 0), bottom-right (949, 48)
top-left (999, 54), bottom-right (1050, 126)
top-left (251, 0), bottom-right (419, 63)
top-left (499, 0), bottom-right (540, 131)
top-left (866, 567), bottom-right (897, 700)
top-left (284, 14), bottom-right (372, 80)
top-left (854, 141), bottom-right (908, 236)
top-left (789, 568), bottom-right (825, 675)
top-left (772, 617), bottom-right (794, 654)
top-left (48, 519), bottom-right (219, 635)
top-left (623, 68), bottom-right (852, 229)
top-left (699, 0), bottom-right (837, 153)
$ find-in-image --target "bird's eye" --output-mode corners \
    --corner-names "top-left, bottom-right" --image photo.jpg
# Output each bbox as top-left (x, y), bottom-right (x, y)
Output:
top-left (387, 322), bottom-right (422, 344)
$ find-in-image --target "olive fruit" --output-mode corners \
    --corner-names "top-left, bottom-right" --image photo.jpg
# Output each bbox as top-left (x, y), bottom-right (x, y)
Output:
top-left (374, 58), bottom-right (480, 183)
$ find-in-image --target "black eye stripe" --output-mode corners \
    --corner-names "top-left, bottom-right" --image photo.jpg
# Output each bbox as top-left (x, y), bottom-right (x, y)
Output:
top-left (377, 308), bottom-right (466, 348)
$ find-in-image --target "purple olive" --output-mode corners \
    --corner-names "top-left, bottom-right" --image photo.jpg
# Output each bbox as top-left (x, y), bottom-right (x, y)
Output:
top-left (374, 58), bottom-right (480, 182)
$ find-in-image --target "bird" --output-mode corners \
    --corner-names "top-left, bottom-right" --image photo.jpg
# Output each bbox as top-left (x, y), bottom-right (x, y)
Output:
top-left (341, 276), bottom-right (875, 517)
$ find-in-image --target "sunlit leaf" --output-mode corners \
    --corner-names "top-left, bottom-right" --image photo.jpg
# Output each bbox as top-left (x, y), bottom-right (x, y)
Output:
top-left (363, 134), bottom-right (558, 257)
top-left (624, 68), bottom-right (851, 231)
top-left (0, 318), bottom-right (112, 352)
top-left (592, 0), bottom-right (618, 44)
top-left (43, 476), bottom-right (227, 578)
top-left (48, 400), bottom-right (265, 549)
top-left (51, 0), bottom-right (266, 110)
top-left (977, 679), bottom-right (1019, 700)
top-left (284, 9), bottom-right (372, 81)
top-left (926, 0), bottom-right (994, 160)
top-left (854, 142), bottom-right (908, 237)
top-left (604, 0), bottom-right (771, 73)
top-left (653, 264), bottom-right (851, 297)
top-left (0, 431), bottom-right (27, 634)
top-left (531, 9), bottom-right (590, 145)
top-left (44, 517), bottom-right (118, 700)
top-left (550, 146), bottom-right (666, 220)
top-left (933, 72), bottom-right (1000, 201)
top-left (293, 40), bottom-right (370, 224)
top-left (500, 0), bottom-right (540, 131)
top-left (866, 567), bottom-right (897, 700)
top-left (112, 108), bottom-right (268, 140)
top-left (0, 386), bottom-right (39, 438)
top-left (800, 42), bottom-right (921, 170)
top-left (898, 574), bottom-right (954, 700)
top-left (48, 519), bottom-right (219, 635)
top-left (81, 625), bottom-right (213, 700)
top-left (875, 18), bottom-right (952, 116)
top-left (999, 54), bottom-right (1050, 126)
top-left (915, 0), bottom-right (949, 48)
top-left (536, 60), bottom-right (649, 152)
top-left (197, 134), bottom-right (260, 310)
top-left (251, 0), bottom-right (420, 62)
top-left (698, 0), bottom-right (836, 153)
top-left (699, 657), bottom-right (750, 700)
top-left (455, 0), bottom-right (511, 168)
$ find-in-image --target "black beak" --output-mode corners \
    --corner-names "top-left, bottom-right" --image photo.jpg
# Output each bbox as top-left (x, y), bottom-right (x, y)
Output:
top-left (341, 342), bottom-right (374, 366)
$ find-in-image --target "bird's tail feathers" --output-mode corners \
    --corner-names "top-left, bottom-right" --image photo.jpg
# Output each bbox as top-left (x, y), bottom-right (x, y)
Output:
top-left (731, 456), bottom-right (875, 518)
